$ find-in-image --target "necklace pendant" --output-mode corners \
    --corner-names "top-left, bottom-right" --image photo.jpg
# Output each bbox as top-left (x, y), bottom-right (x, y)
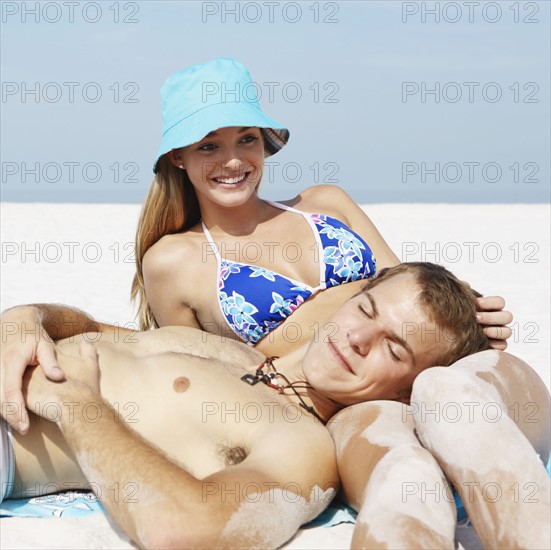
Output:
top-left (241, 373), bottom-right (261, 386)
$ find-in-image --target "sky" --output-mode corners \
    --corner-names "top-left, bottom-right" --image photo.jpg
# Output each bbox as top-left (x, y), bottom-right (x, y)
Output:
top-left (1, 0), bottom-right (549, 204)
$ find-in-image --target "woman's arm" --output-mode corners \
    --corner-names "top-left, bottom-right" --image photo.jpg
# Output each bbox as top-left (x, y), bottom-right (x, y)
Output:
top-left (296, 185), bottom-right (400, 270)
top-left (297, 185), bottom-right (513, 349)
top-left (475, 296), bottom-right (513, 349)
top-left (142, 236), bottom-right (202, 329)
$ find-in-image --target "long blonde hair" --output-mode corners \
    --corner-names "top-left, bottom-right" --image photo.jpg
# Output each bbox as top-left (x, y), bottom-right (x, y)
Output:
top-left (131, 156), bottom-right (200, 330)
top-left (132, 129), bottom-right (274, 330)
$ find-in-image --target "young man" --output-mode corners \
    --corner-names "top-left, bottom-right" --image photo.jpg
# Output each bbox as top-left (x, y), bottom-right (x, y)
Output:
top-left (1, 263), bottom-right (548, 548)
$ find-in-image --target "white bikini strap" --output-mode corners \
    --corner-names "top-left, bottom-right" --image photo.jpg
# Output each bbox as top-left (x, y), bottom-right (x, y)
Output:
top-left (201, 222), bottom-right (222, 262)
top-left (265, 199), bottom-right (307, 216)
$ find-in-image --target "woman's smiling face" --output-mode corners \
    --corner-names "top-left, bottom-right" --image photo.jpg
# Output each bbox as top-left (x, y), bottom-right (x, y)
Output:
top-left (169, 126), bottom-right (265, 209)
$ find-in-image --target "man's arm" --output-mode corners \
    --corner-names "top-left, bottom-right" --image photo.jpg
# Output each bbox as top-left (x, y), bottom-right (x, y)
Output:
top-left (24, 342), bottom-right (338, 549)
top-left (2, 303), bottom-right (134, 339)
top-left (1, 304), bottom-right (136, 433)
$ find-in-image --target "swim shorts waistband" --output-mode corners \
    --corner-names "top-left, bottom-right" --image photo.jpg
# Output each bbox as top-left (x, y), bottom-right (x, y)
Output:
top-left (1, 418), bottom-right (15, 502)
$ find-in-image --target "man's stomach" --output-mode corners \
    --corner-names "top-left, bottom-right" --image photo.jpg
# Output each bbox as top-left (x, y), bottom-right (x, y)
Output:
top-left (11, 334), bottom-right (291, 496)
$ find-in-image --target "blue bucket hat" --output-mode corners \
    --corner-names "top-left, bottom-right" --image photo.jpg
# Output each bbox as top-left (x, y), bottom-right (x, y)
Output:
top-left (153, 58), bottom-right (290, 173)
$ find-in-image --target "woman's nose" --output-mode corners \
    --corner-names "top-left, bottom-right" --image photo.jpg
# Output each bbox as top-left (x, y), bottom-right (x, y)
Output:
top-left (222, 150), bottom-right (244, 170)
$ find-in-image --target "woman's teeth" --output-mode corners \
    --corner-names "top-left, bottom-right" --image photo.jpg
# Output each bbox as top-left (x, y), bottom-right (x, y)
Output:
top-left (214, 174), bottom-right (246, 184)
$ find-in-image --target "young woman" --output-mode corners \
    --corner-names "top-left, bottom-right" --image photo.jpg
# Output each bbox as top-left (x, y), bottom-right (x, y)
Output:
top-left (132, 57), bottom-right (510, 356)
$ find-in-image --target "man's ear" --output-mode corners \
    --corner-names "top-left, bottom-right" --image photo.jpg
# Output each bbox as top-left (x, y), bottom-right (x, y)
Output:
top-left (395, 386), bottom-right (412, 405)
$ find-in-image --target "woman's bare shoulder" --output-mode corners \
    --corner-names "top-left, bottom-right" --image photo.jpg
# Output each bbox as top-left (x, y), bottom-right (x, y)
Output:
top-left (278, 185), bottom-right (355, 221)
top-left (143, 226), bottom-right (204, 276)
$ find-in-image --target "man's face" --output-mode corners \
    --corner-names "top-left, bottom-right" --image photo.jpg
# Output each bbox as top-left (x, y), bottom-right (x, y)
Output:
top-left (302, 272), bottom-right (448, 405)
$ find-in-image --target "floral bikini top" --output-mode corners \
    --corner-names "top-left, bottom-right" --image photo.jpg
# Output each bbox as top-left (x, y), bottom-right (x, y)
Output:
top-left (202, 201), bottom-right (376, 345)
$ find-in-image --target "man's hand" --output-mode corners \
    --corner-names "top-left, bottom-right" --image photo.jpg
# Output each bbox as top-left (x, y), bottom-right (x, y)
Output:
top-left (23, 340), bottom-right (101, 423)
top-left (1, 306), bottom-right (64, 433)
top-left (476, 296), bottom-right (513, 350)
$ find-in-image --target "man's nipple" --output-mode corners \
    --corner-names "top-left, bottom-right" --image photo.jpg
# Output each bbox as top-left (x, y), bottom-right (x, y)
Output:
top-left (173, 376), bottom-right (190, 393)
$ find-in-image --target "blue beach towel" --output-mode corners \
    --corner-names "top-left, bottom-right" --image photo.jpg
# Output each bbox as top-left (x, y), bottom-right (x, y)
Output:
top-left (3, 457), bottom-right (550, 526)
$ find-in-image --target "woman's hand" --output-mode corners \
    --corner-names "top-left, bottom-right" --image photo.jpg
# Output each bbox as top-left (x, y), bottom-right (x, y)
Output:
top-left (1, 306), bottom-right (64, 434)
top-left (476, 296), bottom-right (513, 350)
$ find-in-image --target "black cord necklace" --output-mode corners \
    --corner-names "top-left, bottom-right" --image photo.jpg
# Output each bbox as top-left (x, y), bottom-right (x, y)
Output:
top-left (241, 357), bottom-right (325, 423)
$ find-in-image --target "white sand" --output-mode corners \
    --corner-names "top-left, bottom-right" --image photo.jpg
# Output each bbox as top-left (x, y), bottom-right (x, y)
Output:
top-left (0, 202), bottom-right (549, 548)
top-left (2, 202), bottom-right (548, 387)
